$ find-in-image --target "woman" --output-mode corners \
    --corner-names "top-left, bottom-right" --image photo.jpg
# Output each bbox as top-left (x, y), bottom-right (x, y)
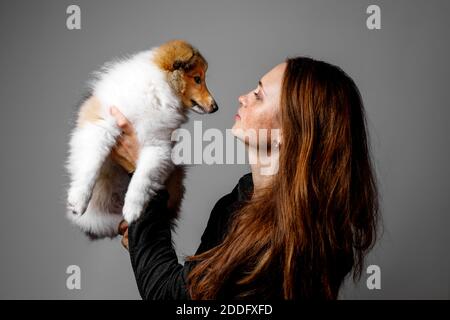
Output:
top-left (110, 56), bottom-right (379, 300)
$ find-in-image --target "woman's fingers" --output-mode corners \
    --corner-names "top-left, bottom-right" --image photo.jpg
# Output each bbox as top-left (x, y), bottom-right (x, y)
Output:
top-left (121, 234), bottom-right (129, 251)
top-left (118, 220), bottom-right (129, 250)
top-left (112, 152), bottom-right (135, 174)
top-left (112, 138), bottom-right (134, 162)
top-left (118, 220), bottom-right (128, 235)
top-left (109, 106), bottom-right (138, 171)
top-left (110, 106), bottom-right (133, 135)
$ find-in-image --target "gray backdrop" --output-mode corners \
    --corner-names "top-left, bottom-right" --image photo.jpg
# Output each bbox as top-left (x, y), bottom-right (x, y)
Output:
top-left (0, 0), bottom-right (448, 299)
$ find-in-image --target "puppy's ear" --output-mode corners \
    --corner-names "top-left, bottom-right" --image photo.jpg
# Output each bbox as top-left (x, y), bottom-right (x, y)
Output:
top-left (153, 39), bottom-right (197, 72)
top-left (168, 69), bottom-right (186, 94)
top-left (173, 53), bottom-right (197, 71)
top-left (172, 60), bottom-right (186, 70)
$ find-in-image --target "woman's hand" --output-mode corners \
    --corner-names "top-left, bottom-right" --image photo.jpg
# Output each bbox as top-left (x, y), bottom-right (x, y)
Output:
top-left (109, 106), bottom-right (140, 173)
top-left (118, 220), bottom-right (129, 250)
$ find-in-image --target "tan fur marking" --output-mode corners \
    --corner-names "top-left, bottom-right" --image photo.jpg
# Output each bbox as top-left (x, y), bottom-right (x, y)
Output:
top-left (77, 96), bottom-right (102, 128)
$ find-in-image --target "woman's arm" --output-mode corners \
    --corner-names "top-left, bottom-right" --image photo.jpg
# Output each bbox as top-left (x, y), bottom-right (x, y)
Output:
top-left (124, 188), bottom-right (236, 300)
top-left (127, 189), bottom-right (194, 300)
top-left (109, 106), bottom-right (195, 299)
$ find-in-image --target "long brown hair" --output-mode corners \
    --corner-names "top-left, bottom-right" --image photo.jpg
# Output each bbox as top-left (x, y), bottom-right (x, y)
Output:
top-left (185, 57), bottom-right (380, 299)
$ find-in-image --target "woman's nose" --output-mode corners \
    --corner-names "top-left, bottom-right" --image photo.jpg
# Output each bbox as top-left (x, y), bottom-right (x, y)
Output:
top-left (238, 95), bottom-right (246, 107)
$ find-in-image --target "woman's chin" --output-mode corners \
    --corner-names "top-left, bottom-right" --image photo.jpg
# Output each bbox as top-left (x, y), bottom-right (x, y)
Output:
top-left (231, 124), bottom-right (243, 138)
top-left (231, 129), bottom-right (249, 147)
top-left (231, 123), bottom-right (237, 134)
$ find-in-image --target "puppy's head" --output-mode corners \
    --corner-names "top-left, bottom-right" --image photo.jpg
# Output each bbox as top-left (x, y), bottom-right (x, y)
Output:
top-left (153, 40), bottom-right (218, 114)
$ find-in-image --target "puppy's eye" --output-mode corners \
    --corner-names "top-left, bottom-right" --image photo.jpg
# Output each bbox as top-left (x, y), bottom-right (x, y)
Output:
top-left (194, 76), bottom-right (202, 84)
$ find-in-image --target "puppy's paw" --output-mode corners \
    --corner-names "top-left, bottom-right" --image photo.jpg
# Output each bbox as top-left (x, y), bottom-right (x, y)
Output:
top-left (67, 187), bottom-right (91, 216)
top-left (122, 200), bottom-right (144, 224)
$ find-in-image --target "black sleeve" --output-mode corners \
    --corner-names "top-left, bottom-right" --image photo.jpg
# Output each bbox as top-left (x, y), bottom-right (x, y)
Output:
top-left (193, 191), bottom-right (234, 255)
top-left (127, 188), bottom-right (235, 300)
top-left (128, 189), bottom-right (195, 300)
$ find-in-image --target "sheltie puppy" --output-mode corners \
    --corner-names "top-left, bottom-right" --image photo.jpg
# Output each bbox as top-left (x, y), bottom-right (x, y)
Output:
top-left (66, 40), bottom-right (217, 239)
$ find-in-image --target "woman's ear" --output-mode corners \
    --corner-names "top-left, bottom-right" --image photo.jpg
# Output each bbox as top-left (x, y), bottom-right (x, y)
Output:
top-left (168, 69), bottom-right (186, 94)
top-left (273, 129), bottom-right (283, 149)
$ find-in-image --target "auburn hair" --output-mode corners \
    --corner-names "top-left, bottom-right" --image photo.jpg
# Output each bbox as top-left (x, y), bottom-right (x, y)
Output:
top-left (185, 57), bottom-right (380, 299)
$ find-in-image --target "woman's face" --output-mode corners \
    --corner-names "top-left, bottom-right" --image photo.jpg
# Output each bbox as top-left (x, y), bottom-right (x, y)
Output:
top-left (232, 62), bottom-right (286, 147)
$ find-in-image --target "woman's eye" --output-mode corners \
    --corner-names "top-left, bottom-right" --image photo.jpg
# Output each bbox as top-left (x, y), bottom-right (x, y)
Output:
top-left (194, 76), bottom-right (201, 84)
top-left (253, 91), bottom-right (261, 100)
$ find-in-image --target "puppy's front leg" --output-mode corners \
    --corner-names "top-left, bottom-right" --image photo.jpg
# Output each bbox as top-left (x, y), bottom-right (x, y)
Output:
top-left (67, 120), bottom-right (121, 216)
top-left (122, 144), bottom-right (173, 223)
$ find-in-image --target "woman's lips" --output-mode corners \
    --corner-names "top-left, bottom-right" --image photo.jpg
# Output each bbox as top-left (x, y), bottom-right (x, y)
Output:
top-left (235, 114), bottom-right (241, 120)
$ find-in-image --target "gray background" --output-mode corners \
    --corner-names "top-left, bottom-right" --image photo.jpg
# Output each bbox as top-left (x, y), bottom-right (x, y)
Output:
top-left (0, 0), bottom-right (448, 299)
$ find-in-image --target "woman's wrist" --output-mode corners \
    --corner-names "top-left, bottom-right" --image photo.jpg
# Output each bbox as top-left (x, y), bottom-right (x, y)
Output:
top-left (128, 189), bottom-right (170, 226)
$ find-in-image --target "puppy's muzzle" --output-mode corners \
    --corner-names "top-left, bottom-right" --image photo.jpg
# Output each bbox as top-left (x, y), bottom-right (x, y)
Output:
top-left (191, 100), bottom-right (219, 114)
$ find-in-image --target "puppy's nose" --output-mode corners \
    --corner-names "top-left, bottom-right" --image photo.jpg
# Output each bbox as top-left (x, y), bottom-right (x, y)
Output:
top-left (209, 101), bottom-right (218, 113)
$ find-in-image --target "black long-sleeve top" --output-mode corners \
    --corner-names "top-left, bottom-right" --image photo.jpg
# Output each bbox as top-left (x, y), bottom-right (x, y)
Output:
top-left (127, 172), bottom-right (254, 300)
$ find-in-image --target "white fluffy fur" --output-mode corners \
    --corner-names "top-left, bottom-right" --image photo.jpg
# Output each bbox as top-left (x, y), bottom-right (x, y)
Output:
top-left (66, 49), bottom-right (188, 238)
